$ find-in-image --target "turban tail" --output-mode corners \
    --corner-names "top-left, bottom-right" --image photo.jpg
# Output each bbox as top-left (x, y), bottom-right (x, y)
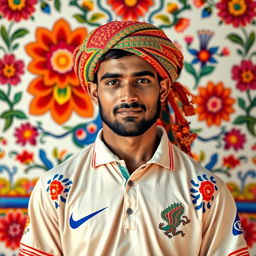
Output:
top-left (73, 21), bottom-right (197, 156)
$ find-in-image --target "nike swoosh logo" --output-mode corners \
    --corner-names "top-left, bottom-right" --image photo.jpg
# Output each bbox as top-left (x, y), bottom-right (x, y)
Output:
top-left (69, 207), bottom-right (108, 229)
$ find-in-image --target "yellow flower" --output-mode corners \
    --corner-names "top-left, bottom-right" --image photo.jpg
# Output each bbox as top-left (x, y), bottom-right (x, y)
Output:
top-left (82, 0), bottom-right (94, 11)
top-left (167, 2), bottom-right (179, 14)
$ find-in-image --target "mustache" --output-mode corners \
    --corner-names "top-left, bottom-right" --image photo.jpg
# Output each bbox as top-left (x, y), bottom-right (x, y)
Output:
top-left (113, 102), bottom-right (146, 114)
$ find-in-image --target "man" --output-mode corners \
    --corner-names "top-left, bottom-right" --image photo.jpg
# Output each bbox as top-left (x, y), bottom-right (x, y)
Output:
top-left (19, 21), bottom-right (249, 256)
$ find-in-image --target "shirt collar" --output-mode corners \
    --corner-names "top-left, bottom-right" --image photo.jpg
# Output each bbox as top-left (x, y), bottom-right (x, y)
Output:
top-left (92, 127), bottom-right (174, 171)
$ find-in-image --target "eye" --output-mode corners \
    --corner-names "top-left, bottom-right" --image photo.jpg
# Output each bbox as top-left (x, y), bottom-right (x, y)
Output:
top-left (136, 78), bottom-right (151, 85)
top-left (105, 79), bottom-right (120, 87)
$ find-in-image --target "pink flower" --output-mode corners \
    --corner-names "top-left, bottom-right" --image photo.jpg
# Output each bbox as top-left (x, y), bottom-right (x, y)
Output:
top-left (184, 35), bottom-right (194, 45)
top-left (223, 128), bottom-right (246, 151)
top-left (232, 60), bottom-right (256, 91)
top-left (14, 122), bottom-right (38, 146)
top-left (0, 54), bottom-right (25, 85)
top-left (216, 0), bottom-right (256, 27)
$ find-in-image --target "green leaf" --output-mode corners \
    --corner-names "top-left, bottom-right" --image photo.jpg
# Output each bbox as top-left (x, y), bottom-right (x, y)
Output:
top-left (11, 29), bottom-right (29, 41)
top-left (238, 97), bottom-right (246, 110)
top-left (12, 43), bottom-right (19, 51)
top-left (73, 14), bottom-right (87, 23)
top-left (155, 14), bottom-right (171, 25)
top-left (54, 0), bottom-right (61, 11)
top-left (199, 65), bottom-right (215, 77)
top-left (3, 116), bottom-right (13, 131)
top-left (13, 92), bottom-right (22, 105)
top-left (237, 49), bottom-right (243, 56)
top-left (249, 97), bottom-right (256, 111)
top-left (1, 109), bottom-right (27, 119)
top-left (0, 90), bottom-right (9, 102)
top-left (0, 26), bottom-right (10, 49)
top-left (245, 31), bottom-right (255, 55)
top-left (233, 115), bottom-right (256, 125)
top-left (226, 34), bottom-right (244, 46)
top-left (89, 13), bottom-right (105, 23)
top-left (184, 62), bottom-right (197, 78)
top-left (247, 121), bottom-right (256, 136)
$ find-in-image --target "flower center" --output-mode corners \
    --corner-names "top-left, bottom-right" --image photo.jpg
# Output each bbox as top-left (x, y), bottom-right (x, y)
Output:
top-left (8, 0), bottom-right (25, 10)
top-left (9, 223), bottom-right (21, 237)
top-left (207, 96), bottom-right (222, 113)
top-left (229, 135), bottom-right (238, 144)
top-left (241, 70), bottom-right (254, 83)
top-left (53, 85), bottom-right (71, 105)
top-left (23, 130), bottom-right (32, 139)
top-left (228, 0), bottom-right (247, 16)
top-left (198, 50), bottom-right (210, 62)
top-left (51, 49), bottom-right (73, 74)
top-left (3, 64), bottom-right (15, 78)
top-left (124, 0), bottom-right (138, 7)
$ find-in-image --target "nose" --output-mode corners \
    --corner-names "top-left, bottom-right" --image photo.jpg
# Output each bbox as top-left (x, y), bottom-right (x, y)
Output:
top-left (120, 84), bottom-right (138, 102)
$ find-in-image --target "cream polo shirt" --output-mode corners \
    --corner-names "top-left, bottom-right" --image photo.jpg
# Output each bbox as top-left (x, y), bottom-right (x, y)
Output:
top-left (19, 127), bottom-right (249, 256)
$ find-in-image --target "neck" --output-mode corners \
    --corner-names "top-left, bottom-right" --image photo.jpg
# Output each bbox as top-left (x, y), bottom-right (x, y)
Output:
top-left (102, 124), bottom-right (160, 173)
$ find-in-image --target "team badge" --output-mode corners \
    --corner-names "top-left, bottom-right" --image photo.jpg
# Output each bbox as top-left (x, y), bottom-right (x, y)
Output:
top-left (232, 212), bottom-right (243, 236)
top-left (190, 174), bottom-right (218, 213)
top-left (159, 202), bottom-right (190, 238)
top-left (46, 174), bottom-right (73, 208)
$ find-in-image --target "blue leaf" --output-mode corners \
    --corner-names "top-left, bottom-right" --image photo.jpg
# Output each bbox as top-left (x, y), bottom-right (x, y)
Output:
top-left (39, 149), bottom-right (53, 170)
top-left (191, 179), bottom-right (199, 187)
top-left (208, 57), bottom-right (218, 63)
top-left (205, 153), bottom-right (218, 170)
top-left (190, 188), bottom-right (198, 193)
top-left (197, 175), bottom-right (203, 182)
top-left (202, 6), bottom-right (212, 18)
top-left (65, 181), bottom-right (73, 186)
top-left (191, 58), bottom-right (200, 64)
top-left (58, 175), bottom-right (63, 180)
top-left (60, 196), bottom-right (66, 203)
top-left (188, 48), bottom-right (198, 55)
top-left (62, 178), bottom-right (69, 183)
top-left (41, 2), bottom-right (51, 14)
top-left (209, 47), bottom-right (219, 54)
top-left (195, 202), bottom-right (203, 210)
top-left (202, 174), bottom-right (208, 180)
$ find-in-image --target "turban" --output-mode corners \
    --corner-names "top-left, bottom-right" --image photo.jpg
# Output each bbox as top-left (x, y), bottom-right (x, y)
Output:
top-left (73, 21), bottom-right (197, 156)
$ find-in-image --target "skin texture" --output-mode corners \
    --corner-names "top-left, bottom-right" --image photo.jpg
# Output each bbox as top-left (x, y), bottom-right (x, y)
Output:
top-left (88, 54), bottom-right (171, 173)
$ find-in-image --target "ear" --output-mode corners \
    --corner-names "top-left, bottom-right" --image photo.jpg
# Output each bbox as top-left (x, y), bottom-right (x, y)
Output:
top-left (87, 82), bottom-right (99, 105)
top-left (159, 78), bottom-right (171, 103)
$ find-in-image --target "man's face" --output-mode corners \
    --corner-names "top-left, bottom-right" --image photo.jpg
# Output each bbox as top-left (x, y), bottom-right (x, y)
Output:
top-left (92, 55), bottom-right (163, 137)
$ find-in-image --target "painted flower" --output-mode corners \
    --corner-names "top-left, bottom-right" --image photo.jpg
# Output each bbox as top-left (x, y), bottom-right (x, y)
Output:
top-left (196, 81), bottom-right (235, 126)
top-left (220, 47), bottom-right (230, 56)
top-left (231, 60), bottom-right (256, 91)
top-left (193, 0), bottom-right (205, 8)
top-left (223, 128), bottom-right (246, 151)
top-left (174, 18), bottom-right (190, 33)
top-left (188, 30), bottom-right (219, 67)
top-left (0, 0), bottom-right (37, 22)
top-left (26, 19), bottom-right (93, 124)
top-left (167, 2), bottom-right (179, 14)
top-left (107, 0), bottom-right (153, 20)
top-left (240, 215), bottom-right (256, 247)
top-left (0, 211), bottom-right (27, 250)
top-left (0, 54), bottom-right (25, 86)
top-left (184, 35), bottom-right (194, 45)
top-left (223, 155), bottom-right (240, 168)
top-left (216, 0), bottom-right (256, 27)
top-left (81, 0), bottom-right (94, 11)
top-left (14, 122), bottom-right (38, 146)
top-left (199, 181), bottom-right (215, 201)
top-left (49, 180), bottom-right (64, 200)
top-left (15, 150), bottom-right (34, 164)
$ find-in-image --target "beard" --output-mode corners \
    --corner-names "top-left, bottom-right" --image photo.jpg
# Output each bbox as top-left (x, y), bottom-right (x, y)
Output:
top-left (98, 98), bottom-right (161, 137)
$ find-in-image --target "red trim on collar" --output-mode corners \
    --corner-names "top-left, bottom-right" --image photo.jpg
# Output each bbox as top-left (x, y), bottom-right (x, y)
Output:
top-left (227, 247), bottom-right (249, 256)
top-left (168, 142), bottom-right (175, 170)
top-left (91, 145), bottom-right (96, 168)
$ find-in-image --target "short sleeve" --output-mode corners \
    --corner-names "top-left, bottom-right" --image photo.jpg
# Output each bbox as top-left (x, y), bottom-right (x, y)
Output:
top-left (19, 178), bottom-right (62, 256)
top-left (199, 183), bottom-right (249, 256)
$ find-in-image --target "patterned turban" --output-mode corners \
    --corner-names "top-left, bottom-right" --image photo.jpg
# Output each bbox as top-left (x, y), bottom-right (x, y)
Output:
top-left (73, 21), bottom-right (197, 155)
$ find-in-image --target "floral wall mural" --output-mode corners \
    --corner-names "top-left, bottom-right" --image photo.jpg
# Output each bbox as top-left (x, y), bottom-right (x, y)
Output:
top-left (0, 0), bottom-right (256, 255)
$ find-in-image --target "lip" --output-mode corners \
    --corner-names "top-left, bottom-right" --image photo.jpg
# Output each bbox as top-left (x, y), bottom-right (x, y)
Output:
top-left (117, 108), bottom-right (143, 115)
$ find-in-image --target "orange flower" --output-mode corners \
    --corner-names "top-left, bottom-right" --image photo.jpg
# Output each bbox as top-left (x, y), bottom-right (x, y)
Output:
top-left (26, 19), bottom-right (93, 124)
top-left (196, 81), bottom-right (235, 126)
top-left (174, 18), bottom-right (190, 33)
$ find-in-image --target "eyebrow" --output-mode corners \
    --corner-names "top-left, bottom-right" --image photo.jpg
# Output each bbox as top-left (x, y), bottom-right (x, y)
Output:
top-left (100, 70), bottom-right (156, 81)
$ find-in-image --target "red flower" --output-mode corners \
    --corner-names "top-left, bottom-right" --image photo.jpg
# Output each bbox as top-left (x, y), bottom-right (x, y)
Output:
top-left (184, 35), bottom-right (194, 45)
top-left (14, 122), bottom-right (38, 146)
top-left (220, 47), bottom-right (230, 56)
top-left (15, 150), bottom-right (34, 164)
top-left (107, 0), bottom-right (154, 21)
top-left (49, 180), bottom-right (64, 200)
top-left (240, 215), bottom-right (256, 247)
top-left (0, 211), bottom-right (27, 250)
top-left (196, 81), bottom-right (235, 126)
top-left (216, 0), bottom-right (256, 27)
top-left (174, 18), bottom-right (190, 33)
top-left (199, 181), bottom-right (215, 201)
top-left (0, 0), bottom-right (37, 22)
top-left (193, 0), bottom-right (205, 7)
top-left (0, 54), bottom-right (25, 86)
top-left (223, 155), bottom-right (240, 168)
top-left (232, 60), bottom-right (256, 91)
top-left (224, 128), bottom-right (246, 151)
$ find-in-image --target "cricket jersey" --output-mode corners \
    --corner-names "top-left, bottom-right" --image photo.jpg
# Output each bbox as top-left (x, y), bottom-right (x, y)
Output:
top-left (19, 127), bottom-right (249, 256)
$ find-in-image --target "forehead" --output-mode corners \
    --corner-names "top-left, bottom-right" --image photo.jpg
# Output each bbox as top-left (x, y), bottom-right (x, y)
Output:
top-left (97, 54), bottom-right (157, 78)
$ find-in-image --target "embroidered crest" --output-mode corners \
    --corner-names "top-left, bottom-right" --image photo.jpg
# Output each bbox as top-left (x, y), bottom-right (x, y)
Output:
top-left (190, 174), bottom-right (218, 213)
top-left (159, 202), bottom-right (190, 238)
top-left (46, 174), bottom-right (73, 208)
